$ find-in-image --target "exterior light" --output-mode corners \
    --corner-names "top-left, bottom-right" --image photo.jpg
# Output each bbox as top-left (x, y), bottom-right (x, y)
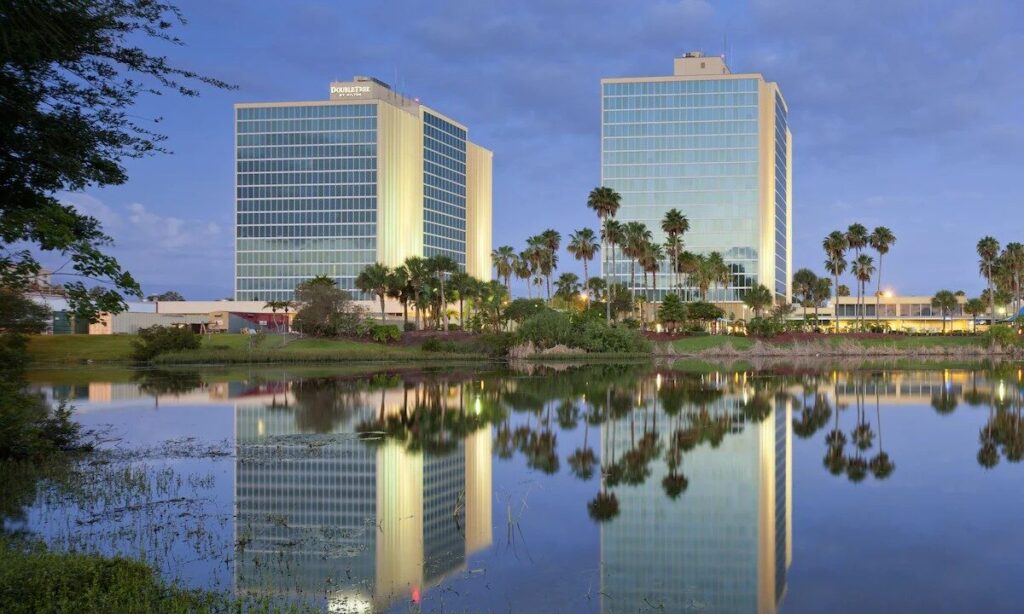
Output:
top-left (882, 290), bottom-right (894, 298)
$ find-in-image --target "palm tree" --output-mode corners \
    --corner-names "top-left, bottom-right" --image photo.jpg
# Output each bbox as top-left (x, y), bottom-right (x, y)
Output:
top-left (263, 300), bottom-right (294, 337)
top-left (1001, 242), bottom-right (1024, 317)
top-left (427, 255), bottom-right (458, 331)
top-left (449, 270), bottom-right (476, 327)
top-left (823, 231), bottom-right (849, 333)
top-left (931, 289), bottom-right (957, 334)
top-left (588, 186), bottom-right (622, 322)
top-left (869, 227), bottom-right (896, 323)
top-left (846, 223), bottom-right (868, 257)
top-left (523, 237), bottom-right (547, 299)
top-left (792, 268), bottom-right (818, 321)
top-left (539, 229), bottom-right (562, 299)
top-left (354, 262), bottom-right (391, 322)
top-left (676, 250), bottom-right (699, 300)
top-left (851, 254), bottom-right (875, 329)
top-left (513, 253), bottom-right (532, 299)
top-left (704, 252), bottom-right (731, 302)
top-left (622, 222), bottom-right (652, 314)
top-left (491, 246), bottom-right (516, 293)
top-left (869, 387), bottom-right (895, 479)
top-left (978, 236), bottom-right (1001, 326)
top-left (812, 277), bottom-right (832, 325)
top-left (640, 242), bottom-right (664, 305)
top-left (403, 256), bottom-right (429, 330)
top-left (554, 272), bottom-right (581, 302)
top-left (743, 283), bottom-right (774, 318)
top-left (386, 266), bottom-right (412, 329)
top-left (661, 209), bottom-right (689, 297)
top-left (567, 228), bottom-right (600, 293)
top-left (964, 297), bottom-right (986, 334)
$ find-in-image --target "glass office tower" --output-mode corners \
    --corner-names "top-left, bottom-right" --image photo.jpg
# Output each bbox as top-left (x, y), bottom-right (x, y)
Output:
top-left (601, 53), bottom-right (792, 305)
top-left (235, 77), bottom-right (492, 301)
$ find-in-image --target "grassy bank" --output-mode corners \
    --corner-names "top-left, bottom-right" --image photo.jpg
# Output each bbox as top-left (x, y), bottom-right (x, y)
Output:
top-left (26, 334), bottom-right (489, 366)
top-left (664, 333), bottom-right (999, 357)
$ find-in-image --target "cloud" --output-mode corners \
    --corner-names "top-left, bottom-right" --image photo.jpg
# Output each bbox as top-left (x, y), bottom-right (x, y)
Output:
top-left (55, 193), bottom-right (231, 299)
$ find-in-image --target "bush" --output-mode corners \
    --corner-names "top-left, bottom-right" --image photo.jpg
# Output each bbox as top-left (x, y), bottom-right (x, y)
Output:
top-left (986, 325), bottom-right (1021, 349)
top-left (130, 326), bottom-right (201, 361)
top-left (657, 294), bottom-right (688, 332)
top-left (746, 316), bottom-right (785, 338)
top-left (504, 299), bottom-right (548, 325)
top-left (403, 321), bottom-right (417, 332)
top-left (367, 323), bottom-right (401, 344)
top-left (514, 311), bottom-right (650, 353)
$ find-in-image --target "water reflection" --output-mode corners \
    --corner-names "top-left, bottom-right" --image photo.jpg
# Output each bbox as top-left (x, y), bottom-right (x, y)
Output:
top-left (24, 363), bottom-right (1024, 612)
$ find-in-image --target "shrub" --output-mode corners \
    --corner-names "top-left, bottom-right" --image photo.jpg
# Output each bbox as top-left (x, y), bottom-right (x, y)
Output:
top-left (130, 326), bottom-right (201, 361)
top-left (657, 294), bottom-right (688, 332)
top-left (513, 311), bottom-right (649, 353)
top-left (367, 323), bottom-right (401, 344)
top-left (403, 321), bottom-right (417, 332)
top-left (504, 299), bottom-right (548, 325)
top-left (746, 316), bottom-right (784, 338)
top-left (986, 325), bottom-right (1020, 349)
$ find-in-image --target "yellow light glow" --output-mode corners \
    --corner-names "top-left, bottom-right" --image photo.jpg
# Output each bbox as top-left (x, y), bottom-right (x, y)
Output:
top-left (656, 373), bottom-right (662, 391)
top-left (882, 290), bottom-right (894, 298)
top-left (474, 397), bottom-right (482, 415)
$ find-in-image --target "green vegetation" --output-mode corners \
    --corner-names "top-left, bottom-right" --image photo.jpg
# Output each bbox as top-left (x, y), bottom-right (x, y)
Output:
top-left (513, 310), bottom-right (650, 354)
top-left (130, 325), bottom-right (201, 361)
top-left (671, 335), bottom-right (755, 353)
top-left (0, 538), bottom-right (312, 614)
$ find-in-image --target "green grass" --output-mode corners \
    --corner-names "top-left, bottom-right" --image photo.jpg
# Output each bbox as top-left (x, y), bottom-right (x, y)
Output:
top-left (836, 335), bottom-right (987, 349)
top-left (0, 538), bottom-right (312, 613)
top-left (25, 333), bottom-right (490, 366)
top-left (669, 335), bottom-right (755, 353)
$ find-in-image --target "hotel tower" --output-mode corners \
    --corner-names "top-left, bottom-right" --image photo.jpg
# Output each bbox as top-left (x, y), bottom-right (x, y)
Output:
top-left (234, 77), bottom-right (492, 301)
top-left (601, 52), bottom-right (792, 306)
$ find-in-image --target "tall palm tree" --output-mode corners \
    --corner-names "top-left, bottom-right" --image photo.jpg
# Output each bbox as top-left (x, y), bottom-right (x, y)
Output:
top-left (523, 236), bottom-right (547, 299)
top-left (851, 254), bottom-right (875, 329)
top-left (513, 253), bottom-right (532, 299)
top-left (964, 297), bottom-right (985, 334)
top-left (846, 223), bottom-right (868, 257)
top-left (427, 255), bottom-right (458, 331)
top-left (539, 229), bottom-right (562, 299)
top-left (449, 270), bottom-right (476, 327)
top-left (704, 251), bottom-right (730, 302)
top-left (491, 245), bottom-right (516, 293)
top-left (869, 227), bottom-right (896, 323)
top-left (386, 266), bottom-right (412, 329)
top-left (931, 289), bottom-right (957, 334)
top-left (661, 209), bottom-right (690, 297)
top-left (978, 236), bottom-right (1001, 325)
top-left (588, 187), bottom-right (622, 323)
top-left (567, 228), bottom-right (600, 293)
top-left (676, 250), bottom-right (699, 300)
top-left (354, 262), bottom-right (391, 322)
top-left (403, 256), bottom-right (429, 330)
top-left (640, 242), bottom-right (664, 304)
top-left (602, 219), bottom-right (624, 295)
top-left (823, 231), bottom-right (849, 333)
top-left (1001, 242), bottom-right (1024, 317)
top-left (622, 221), bottom-right (652, 313)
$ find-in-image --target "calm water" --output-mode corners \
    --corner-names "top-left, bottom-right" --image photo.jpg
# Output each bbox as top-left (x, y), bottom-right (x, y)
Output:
top-left (9, 362), bottom-right (1024, 613)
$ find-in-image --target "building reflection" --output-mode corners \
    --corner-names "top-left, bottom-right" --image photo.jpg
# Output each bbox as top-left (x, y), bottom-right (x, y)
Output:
top-left (596, 373), bottom-right (792, 614)
top-left (232, 379), bottom-right (492, 613)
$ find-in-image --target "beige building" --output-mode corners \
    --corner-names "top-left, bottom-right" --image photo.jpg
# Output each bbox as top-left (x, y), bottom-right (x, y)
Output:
top-left (601, 52), bottom-right (792, 306)
top-left (235, 76), bottom-right (492, 303)
top-left (821, 295), bottom-right (980, 333)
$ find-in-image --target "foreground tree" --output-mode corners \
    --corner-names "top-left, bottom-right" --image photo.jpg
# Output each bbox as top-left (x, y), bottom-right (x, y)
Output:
top-left (403, 256), bottom-right (429, 330)
top-left (0, 1), bottom-right (232, 320)
top-left (427, 255), bottom-right (458, 331)
top-left (852, 254), bottom-right (875, 329)
top-left (588, 187), bottom-right (622, 323)
top-left (964, 297), bottom-right (986, 334)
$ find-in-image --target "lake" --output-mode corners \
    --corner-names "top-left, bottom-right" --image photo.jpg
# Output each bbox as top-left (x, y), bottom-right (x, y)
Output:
top-left (8, 362), bottom-right (1024, 613)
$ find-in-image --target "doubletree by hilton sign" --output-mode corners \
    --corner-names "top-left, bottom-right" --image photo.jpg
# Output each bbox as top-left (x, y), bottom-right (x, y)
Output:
top-left (329, 83), bottom-right (372, 99)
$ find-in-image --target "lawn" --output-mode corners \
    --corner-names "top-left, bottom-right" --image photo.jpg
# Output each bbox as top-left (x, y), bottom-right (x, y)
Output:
top-left (26, 333), bottom-right (484, 366)
top-left (670, 335), bottom-right (755, 353)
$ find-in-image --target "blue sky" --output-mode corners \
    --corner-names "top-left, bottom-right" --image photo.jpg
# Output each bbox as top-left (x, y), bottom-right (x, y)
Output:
top-left (58, 0), bottom-right (1024, 299)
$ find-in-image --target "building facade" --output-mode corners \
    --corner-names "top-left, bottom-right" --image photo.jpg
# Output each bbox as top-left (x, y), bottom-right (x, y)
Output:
top-left (601, 52), bottom-right (792, 304)
top-left (234, 77), bottom-right (492, 302)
